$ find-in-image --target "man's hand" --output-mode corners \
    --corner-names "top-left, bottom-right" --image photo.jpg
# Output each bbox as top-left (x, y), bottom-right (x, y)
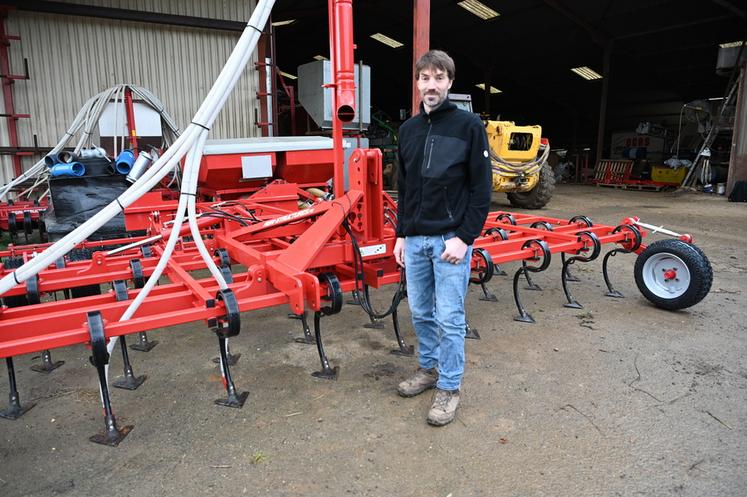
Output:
top-left (441, 236), bottom-right (468, 264)
top-left (393, 237), bottom-right (406, 267)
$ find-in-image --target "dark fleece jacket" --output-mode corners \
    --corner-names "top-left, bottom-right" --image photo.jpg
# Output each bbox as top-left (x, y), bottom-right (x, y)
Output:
top-left (396, 98), bottom-right (492, 245)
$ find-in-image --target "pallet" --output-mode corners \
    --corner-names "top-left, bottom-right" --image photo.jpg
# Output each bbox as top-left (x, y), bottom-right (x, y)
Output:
top-left (592, 159), bottom-right (674, 192)
top-left (596, 182), bottom-right (672, 192)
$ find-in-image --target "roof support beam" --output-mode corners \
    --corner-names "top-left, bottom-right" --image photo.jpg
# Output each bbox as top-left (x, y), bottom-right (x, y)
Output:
top-left (543, 0), bottom-right (611, 47)
top-left (615, 15), bottom-right (731, 40)
top-left (710, 0), bottom-right (747, 20)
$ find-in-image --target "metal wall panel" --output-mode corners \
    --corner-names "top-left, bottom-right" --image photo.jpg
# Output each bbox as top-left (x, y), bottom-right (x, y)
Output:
top-left (1, 0), bottom-right (260, 184)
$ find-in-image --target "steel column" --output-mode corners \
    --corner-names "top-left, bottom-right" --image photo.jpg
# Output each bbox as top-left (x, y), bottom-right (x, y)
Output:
top-left (411, 0), bottom-right (430, 117)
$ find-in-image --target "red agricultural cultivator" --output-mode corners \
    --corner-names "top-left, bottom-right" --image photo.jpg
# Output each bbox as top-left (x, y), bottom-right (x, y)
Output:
top-left (0, 0), bottom-right (712, 447)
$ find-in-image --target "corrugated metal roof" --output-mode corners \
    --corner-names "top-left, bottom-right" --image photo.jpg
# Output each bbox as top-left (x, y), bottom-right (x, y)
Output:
top-left (1, 0), bottom-right (260, 184)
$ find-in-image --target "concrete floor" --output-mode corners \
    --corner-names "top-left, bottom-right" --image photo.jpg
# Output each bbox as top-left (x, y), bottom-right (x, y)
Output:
top-left (0, 185), bottom-right (745, 497)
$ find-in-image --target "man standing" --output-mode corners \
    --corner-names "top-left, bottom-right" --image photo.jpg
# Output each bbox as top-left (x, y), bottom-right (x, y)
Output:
top-left (393, 50), bottom-right (492, 426)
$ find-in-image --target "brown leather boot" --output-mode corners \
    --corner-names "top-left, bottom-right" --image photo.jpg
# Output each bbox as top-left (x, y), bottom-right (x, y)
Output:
top-left (397, 367), bottom-right (438, 397)
top-left (427, 388), bottom-right (460, 426)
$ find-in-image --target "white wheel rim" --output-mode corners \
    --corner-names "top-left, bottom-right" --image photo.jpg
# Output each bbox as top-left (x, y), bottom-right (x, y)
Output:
top-left (642, 253), bottom-right (691, 299)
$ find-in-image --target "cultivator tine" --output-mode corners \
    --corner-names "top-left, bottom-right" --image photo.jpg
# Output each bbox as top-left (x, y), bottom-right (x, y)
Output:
top-left (30, 350), bottom-right (64, 374)
top-left (561, 232), bottom-right (601, 309)
top-left (513, 269), bottom-right (535, 323)
top-left (7, 212), bottom-right (17, 244)
top-left (363, 314), bottom-right (385, 329)
top-left (293, 311), bottom-right (315, 344)
top-left (87, 311), bottom-right (132, 446)
top-left (0, 357), bottom-right (35, 420)
top-left (113, 336), bottom-right (147, 390)
top-left (465, 320), bottom-right (480, 340)
top-left (128, 260), bottom-right (158, 352)
top-left (512, 240), bottom-right (552, 323)
top-left (479, 282), bottom-right (497, 301)
top-left (601, 224), bottom-right (642, 298)
top-left (311, 311), bottom-right (339, 380)
top-left (346, 290), bottom-right (361, 306)
top-left (21, 276), bottom-right (65, 375)
top-left (390, 308), bottom-right (414, 356)
top-left (523, 271), bottom-right (542, 291)
top-left (22, 211), bottom-right (32, 243)
top-left (560, 253), bottom-right (580, 282)
top-left (130, 332), bottom-right (158, 352)
top-left (107, 280), bottom-right (146, 390)
top-left (602, 251), bottom-right (625, 298)
top-left (470, 248), bottom-right (497, 301)
top-left (211, 338), bottom-right (241, 365)
top-left (219, 265), bottom-right (234, 284)
top-left (214, 337), bottom-right (249, 408)
top-left (213, 289), bottom-right (248, 408)
top-left (483, 227), bottom-right (509, 279)
top-left (213, 258), bottom-right (241, 363)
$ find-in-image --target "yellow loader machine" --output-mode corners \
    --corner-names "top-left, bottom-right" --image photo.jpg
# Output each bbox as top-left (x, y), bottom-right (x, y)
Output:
top-left (487, 120), bottom-right (554, 209)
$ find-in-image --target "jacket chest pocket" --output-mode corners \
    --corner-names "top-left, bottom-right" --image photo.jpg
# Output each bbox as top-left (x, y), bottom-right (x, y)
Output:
top-left (421, 135), bottom-right (469, 179)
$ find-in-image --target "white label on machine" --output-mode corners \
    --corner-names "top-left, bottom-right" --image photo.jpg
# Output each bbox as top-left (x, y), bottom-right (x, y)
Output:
top-left (241, 155), bottom-right (273, 179)
top-left (359, 244), bottom-right (386, 257)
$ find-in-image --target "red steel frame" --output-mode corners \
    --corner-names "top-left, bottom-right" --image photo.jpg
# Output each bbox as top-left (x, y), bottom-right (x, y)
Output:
top-left (0, 198), bottom-right (46, 230)
top-left (0, 0), bottom-right (651, 363)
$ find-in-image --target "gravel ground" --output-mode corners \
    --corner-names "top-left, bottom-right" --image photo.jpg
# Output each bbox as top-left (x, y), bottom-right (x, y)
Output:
top-left (0, 184), bottom-right (745, 497)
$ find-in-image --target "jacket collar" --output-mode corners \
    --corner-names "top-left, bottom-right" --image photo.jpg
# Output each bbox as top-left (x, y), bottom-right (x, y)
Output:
top-left (419, 97), bottom-right (457, 121)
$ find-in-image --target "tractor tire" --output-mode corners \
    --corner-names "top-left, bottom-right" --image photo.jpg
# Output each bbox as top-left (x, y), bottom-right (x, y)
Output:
top-left (506, 161), bottom-right (555, 209)
top-left (633, 239), bottom-right (712, 311)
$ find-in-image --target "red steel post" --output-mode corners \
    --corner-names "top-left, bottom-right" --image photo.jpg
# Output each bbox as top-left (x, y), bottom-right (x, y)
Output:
top-left (124, 86), bottom-right (139, 153)
top-left (328, 0), bottom-right (356, 199)
top-left (411, 0), bottom-right (430, 117)
top-left (0, 14), bottom-right (23, 176)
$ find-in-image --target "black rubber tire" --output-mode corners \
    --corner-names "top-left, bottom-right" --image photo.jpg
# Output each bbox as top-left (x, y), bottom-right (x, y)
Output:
top-left (634, 239), bottom-right (712, 311)
top-left (506, 161), bottom-right (555, 209)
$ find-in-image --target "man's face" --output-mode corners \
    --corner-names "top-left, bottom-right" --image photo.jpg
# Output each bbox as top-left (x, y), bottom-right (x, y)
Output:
top-left (417, 66), bottom-right (453, 112)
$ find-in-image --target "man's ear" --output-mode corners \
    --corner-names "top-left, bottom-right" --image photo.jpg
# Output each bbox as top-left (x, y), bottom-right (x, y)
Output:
top-left (447, 79), bottom-right (453, 90)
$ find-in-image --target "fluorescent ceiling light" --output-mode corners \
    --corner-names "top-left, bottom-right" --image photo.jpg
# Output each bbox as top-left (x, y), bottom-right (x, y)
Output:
top-left (571, 66), bottom-right (602, 80)
top-left (708, 97), bottom-right (724, 101)
top-left (719, 40), bottom-right (744, 48)
top-left (279, 70), bottom-right (297, 80)
top-left (271, 19), bottom-right (296, 27)
top-left (475, 83), bottom-right (502, 94)
top-left (457, 0), bottom-right (500, 20)
top-left (313, 55), bottom-right (327, 61)
top-left (370, 33), bottom-right (404, 48)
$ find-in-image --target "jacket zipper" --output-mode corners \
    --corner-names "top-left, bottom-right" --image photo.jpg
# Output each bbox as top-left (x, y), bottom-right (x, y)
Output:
top-left (443, 187), bottom-right (453, 221)
top-left (421, 120), bottom-right (433, 171)
top-left (425, 138), bottom-right (435, 170)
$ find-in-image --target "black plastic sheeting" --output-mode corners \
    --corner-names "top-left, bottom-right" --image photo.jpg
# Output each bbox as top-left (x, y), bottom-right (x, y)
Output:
top-left (45, 157), bottom-right (129, 242)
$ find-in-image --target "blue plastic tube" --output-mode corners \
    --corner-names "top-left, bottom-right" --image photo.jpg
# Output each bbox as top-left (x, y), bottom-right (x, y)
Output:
top-left (50, 162), bottom-right (86, 177)
top-left (115, 149), bottom-right (136, 174)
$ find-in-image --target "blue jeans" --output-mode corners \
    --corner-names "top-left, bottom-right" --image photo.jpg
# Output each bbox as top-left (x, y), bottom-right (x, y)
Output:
top-left (404, 233), bottom-right (473, 391)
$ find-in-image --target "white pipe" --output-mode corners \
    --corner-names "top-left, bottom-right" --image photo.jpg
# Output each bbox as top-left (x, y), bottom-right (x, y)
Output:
top-left (633, 220), bottom-right (682, 238)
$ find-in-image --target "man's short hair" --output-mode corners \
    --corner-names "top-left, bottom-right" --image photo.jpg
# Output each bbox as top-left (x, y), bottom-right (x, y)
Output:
top-left (415, 50), bottom-right (455, 81)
